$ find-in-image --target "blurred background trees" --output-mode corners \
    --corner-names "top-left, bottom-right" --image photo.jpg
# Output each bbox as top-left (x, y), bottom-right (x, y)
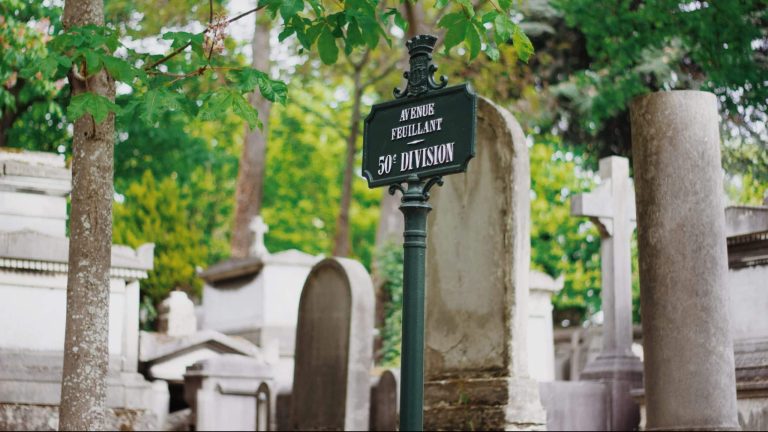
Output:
top-left (2, 0), bottom-right (765, 350)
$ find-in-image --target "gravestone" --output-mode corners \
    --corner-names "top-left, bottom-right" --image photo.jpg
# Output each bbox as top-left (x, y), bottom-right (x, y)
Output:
top-left (423, 97), bottom-right (546, 430)
top-left (290, 257), bottom-right (374, 431)
top-left (571, 156), bottom-right (643, 430)
top-left (631, 91), bottom-right (738, 430)
top-left (158, 291), bottom-right (197, 337)
top-left (527, 270), bottom-right (562, 382)
top-left (369, 369), bottom-right (400, 431)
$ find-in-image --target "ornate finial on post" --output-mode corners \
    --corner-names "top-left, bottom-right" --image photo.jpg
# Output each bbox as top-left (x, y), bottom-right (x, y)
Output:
top-left (394, 34), bottom-right (448, 99)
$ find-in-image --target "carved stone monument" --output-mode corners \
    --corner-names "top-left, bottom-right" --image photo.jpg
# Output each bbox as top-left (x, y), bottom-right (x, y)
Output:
top-left (423, 97), bottom-right (546, 430)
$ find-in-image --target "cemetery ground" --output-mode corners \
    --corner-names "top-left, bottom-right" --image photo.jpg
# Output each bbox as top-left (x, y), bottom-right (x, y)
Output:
top-left (1, 0), bottom-right (767, 431)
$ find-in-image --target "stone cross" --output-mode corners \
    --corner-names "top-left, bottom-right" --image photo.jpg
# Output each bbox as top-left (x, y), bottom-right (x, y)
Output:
top-left (571, 156), bottom-right (643, 431)
top-left (249, 216), bottom-right (269, 258)
top-left (571, 156), bottom-right (636, 357)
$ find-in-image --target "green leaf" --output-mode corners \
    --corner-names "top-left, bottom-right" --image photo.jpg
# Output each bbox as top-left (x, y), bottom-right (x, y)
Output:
top-left (482, 11), bottom-right (499, 24)
top-left (161, 32), bottom-right (204, 56)
top-left (437, 12), bottom-right (465, 29)
top-left (485, 44), bottom-right (500, 61)
top-left (83, 49), bottom-right (102, 74)
top-left (280, 0), bottom-right (304, 19)
top-left (467, 22), bottom-right (482, 60)
top-left (513, 25), bottom-right (534, 63)
top-left (198, 90), bottom-right (234, 122)
top-left (67, 92), bottom-right (120, 124)
top-left (231, 69), bottom-right (288, 104)
top-left (494, 14), bottom-right (514, 43)
top-left (139, 89), bottom-right (184, 124)
top-left (346, 18), bottom-right (364, 48)
top-left (198, 89), bottom-right (262, 129)
top-left (435, 0), bottom-right (449, 9)
top-left (278, 26), bottom-right (296, 42)
top-left (232, 93), bottom-right (261, 129)
top-left (317, 27), bottom-right (338, 65)
top-left (456, 0), bottom-right (474, 17)
top-left (498, 0), bottom-right (511, 10)
top-left (22, 55), bottom-right (59, 79)
top-left (101, 55), bottom-right (138, 83)
top-left (443, 17), bottom-right (468, 51)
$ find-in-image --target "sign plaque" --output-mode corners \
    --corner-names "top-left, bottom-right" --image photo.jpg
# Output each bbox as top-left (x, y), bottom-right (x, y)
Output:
top-left (362, 36), bottom-right (476, 188)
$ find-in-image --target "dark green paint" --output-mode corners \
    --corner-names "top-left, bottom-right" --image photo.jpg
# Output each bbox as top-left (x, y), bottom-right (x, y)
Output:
top-left (362, 34), bottom-right (476, 432)
top-left (362, 84), bottom-right (477, 188)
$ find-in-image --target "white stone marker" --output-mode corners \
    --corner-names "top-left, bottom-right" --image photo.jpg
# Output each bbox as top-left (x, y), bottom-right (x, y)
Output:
top-left (249, 216), bottom-right (270, 258)
top-left (571, 156), bottom-right (643, 430)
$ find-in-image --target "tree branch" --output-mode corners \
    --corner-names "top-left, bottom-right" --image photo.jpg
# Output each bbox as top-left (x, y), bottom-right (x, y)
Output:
top-left (144, 6), bottom-right (264, 71)
top-left (363, 59), bottom-right (399, 88)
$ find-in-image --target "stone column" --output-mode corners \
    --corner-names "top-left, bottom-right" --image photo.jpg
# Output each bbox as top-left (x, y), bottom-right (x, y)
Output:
top-left (121, 280), bottom-right (140, 373)
top-left (630, 90), bottom-right (738, 431)
top-left (571, 156), bottom-right (643, 431)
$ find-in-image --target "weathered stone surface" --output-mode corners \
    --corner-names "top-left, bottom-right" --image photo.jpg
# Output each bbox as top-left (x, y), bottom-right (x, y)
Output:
top-left (527, 271), bottom-right (561, 382)
top-left (630, 90), bottom-right (738, 430)
top-left (369, 369), bottom-right (399, 432)
top-left (290, 257), bottom-right (374, 431)
top-left (0, 404), bottom-right (156, 431)
top-left (158, 291), bottom-right (197, 337)
top-left (184, 354), bottom-right (275, 431)
top-left (539, 381), bottom-right (609, 431)
top-left (424, 97), bottom-right (545, 430)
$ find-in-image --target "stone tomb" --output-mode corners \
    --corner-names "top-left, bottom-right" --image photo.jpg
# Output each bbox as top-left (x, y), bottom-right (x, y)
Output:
top-left (0, 150), bottom-right (159, 430)
top-left (725, 204), bottom-right (768, 430)
top-left (423, 97), bottom-right (546, 430)
top-left (198, 221), bottom-right (321, 392)
top-left (290, 257), bottom-right (374, 431)
top-left (184, 354), bottom-right (276, 431)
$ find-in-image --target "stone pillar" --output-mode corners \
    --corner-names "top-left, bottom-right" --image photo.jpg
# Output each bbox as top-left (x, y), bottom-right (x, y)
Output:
top-left (571, 156), bottom-right (643, 431)
top-left (527, 271), bottom-right (562, 382)
top-left (630, 90), bottom-right (738, 431)
top-left (122, 280), bottom-right (140, 373)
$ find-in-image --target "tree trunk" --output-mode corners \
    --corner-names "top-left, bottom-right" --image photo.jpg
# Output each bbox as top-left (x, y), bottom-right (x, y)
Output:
top-left (332, 66), bottom-right (364, 257)
top-left (59, 0), bottom-right (115, 430)
top-left (230, 17), bottom-right (272, 258)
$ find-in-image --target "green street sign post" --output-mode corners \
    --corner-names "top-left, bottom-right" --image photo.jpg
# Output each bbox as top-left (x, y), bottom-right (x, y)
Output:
top-left (362, 34), bottom-right (476, 431)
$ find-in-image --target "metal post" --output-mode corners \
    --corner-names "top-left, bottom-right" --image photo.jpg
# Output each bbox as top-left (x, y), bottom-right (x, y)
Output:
top-left (390, 175), bottom-right (443, 431)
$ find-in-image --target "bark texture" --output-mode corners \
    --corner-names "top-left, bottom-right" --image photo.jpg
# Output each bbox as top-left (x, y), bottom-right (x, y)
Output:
top-left (332, 65), bottom-right (364, 257)
top-left (59, 0), bottom-right (115, 430)
top-left (231, 18), bottom-right (272, 258)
